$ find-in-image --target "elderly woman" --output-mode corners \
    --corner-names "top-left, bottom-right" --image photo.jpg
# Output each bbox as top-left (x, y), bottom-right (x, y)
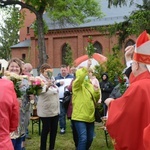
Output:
top-left (37, 63), bottom-right (60, 150)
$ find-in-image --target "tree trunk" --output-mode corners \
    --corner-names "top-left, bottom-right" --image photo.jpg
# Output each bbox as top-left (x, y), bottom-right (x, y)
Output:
top-left (36, 12), bottom-right (48, 68)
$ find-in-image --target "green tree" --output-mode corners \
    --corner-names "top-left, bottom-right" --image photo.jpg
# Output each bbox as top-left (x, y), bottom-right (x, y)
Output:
top-left (0, 6), bottom-right (23, 60)
top-left (126, 3), bottom-right (150, 35)
top-left (96, 1), bottom-right (150, 47)
top-left (104, 45), bottom-right (125, 84)
top-left (94, 45), bottom-right (125, 85)
top-left (0, 0), bottom-right (103, 67)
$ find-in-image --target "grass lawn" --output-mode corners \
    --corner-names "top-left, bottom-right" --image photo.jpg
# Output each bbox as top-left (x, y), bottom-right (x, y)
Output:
top-left (26, 119), bottom-right (114, 150)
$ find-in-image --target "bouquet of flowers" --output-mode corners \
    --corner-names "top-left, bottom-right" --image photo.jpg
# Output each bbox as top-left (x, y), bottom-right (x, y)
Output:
top-left (86, 36), bottom-right (96, 58)
top-left (46, 69), bottom-right (53, 79)
top-left (26, 77), bottom-right (44, 96)
top-left (4, 71), bottom-right (23, 98)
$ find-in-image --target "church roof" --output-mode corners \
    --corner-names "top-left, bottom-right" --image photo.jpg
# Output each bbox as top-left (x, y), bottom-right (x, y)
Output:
top-left (11, 0), bottom-right (142, 48)
top-left (11, 39), bottom-right (31, 48)
top-left (43, 0), bottom-right (142, 30)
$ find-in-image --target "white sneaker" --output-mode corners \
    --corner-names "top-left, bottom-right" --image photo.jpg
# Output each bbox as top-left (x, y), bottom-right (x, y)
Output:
top-left (60, 128), bottom-right (65, 134)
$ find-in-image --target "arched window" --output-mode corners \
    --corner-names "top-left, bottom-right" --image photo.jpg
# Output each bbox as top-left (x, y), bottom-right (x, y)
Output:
top-left (93, 41), bottom-right (103, 54)
top-left (22, 54), bottom-right (26, 61)
top-left (125, 39), bottom-right (135, 48)
top-left (62, 43), bottom-right (67, 65)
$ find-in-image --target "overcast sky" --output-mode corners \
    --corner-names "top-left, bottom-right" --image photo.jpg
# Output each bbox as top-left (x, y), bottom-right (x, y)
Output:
top-left (0, 10), bottom-right (5, 26)
top-left (0, 10), bottom-right (3, 24)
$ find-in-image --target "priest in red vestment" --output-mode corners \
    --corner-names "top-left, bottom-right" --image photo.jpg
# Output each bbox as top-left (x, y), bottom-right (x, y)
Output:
top-left (105, 31), bottom-right (150, 150)
top-left (143, 124), bottom-right (150, 150)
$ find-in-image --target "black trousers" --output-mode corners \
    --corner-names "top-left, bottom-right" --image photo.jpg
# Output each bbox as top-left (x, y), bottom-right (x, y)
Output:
top-left (40, 115), bottom-right (59, 150)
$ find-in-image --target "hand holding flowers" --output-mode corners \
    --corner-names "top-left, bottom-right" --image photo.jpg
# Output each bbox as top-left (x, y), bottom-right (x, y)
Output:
top-left (45, 69), bottom-right (53, 79)
top-left (26, 76), bottom-right (44, 96)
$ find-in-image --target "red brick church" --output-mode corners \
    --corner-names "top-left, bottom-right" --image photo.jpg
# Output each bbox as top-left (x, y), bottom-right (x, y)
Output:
top-left (11, 1), bottom-right (137, 70)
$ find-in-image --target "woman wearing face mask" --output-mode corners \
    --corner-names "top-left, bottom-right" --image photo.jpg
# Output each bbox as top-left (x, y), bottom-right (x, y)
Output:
top-left (37, 63), bottom-right (60, 150)
top-left (71, 60), bottom-right (101, 150)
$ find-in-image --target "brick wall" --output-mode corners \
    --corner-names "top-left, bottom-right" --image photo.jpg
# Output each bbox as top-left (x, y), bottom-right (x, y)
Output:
top-left (11, 9), bottom-right (136, 69)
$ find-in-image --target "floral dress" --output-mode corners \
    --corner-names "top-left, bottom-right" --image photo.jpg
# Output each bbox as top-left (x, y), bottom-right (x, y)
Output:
top-left (10, 78), bottom-right (30, 139)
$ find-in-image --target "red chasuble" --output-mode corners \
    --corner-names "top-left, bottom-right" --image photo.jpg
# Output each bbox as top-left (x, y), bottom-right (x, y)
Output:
top-left (106, 71), bottom-right (150, 150)
top-left (143, 124), bottom-right (150, 150)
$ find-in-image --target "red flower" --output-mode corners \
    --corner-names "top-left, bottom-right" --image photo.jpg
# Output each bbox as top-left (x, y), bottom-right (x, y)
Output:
top-left (118, 76), bottom-right (126, 83)
top-left (86, 36), bottom-right (95, 58)
top-left (87, 36), bottom-right (94, 44)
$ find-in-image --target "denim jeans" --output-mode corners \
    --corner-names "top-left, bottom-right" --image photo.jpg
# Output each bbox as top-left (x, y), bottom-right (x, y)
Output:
top-left (12, 136), bottom-right (23, 150)
top-left (71, 120), bottom-right (78, 148)
top-left (73, 121), bottom-right (94, 150)
top-left (59, 102), bottom-right (66, 129)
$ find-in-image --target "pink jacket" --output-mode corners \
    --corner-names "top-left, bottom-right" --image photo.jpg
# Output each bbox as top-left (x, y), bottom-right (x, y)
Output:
top-left (0, 79), bottom-right (19, 150)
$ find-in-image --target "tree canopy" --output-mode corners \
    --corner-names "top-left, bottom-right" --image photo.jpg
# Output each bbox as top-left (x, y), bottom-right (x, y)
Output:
top-left (96, 0), bottom-right (150, 47)
top-left (0, 6), bottom-right (23, 60)
top-left (0, 0), bottom-right (103, 68)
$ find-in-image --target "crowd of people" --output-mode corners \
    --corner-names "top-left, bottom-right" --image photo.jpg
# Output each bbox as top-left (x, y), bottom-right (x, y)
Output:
top-left (1, 30), bottom-right (150, 150)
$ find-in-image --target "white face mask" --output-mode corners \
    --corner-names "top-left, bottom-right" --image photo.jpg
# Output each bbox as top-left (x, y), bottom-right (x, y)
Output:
top-left (85, 75), bottom-right (89, 80)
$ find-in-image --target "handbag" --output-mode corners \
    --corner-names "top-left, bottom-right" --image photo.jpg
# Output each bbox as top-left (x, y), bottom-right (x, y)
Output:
top-left (85, 87), bottom-right (102, 123)
top-left (94, 107), bottom-right (102, 123)
top-left (63, 90), bottom-right (72, 110)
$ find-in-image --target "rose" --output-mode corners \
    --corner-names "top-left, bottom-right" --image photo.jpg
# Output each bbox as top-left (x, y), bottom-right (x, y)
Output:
top-left (118, 75), bottom-right (127, 94)
top-left (87, 36), bottom-right (93, 43)
top-left (27, 76), bottom-right (44, 96)
top-left (86, 36), bottom-right (96, 58)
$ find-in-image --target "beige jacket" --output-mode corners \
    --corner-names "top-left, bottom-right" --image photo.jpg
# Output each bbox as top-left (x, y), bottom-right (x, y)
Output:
top-left (37, 74), bottom-right (60, 117)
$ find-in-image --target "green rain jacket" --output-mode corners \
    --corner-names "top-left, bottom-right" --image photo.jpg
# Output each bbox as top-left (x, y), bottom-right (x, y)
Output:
top-left (71, 67), bottom-right (100, 122)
